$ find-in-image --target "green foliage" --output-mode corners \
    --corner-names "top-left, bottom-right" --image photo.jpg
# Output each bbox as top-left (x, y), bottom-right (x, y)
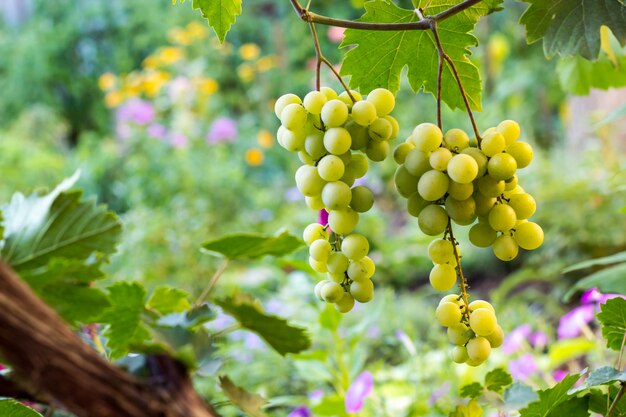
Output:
top-left (340, 0), bottom-right (492, 110)
top-left (484, 368), bottom-right (513, 394)
top-left (202, 231), bottom-right (304, 260)
top-left (597, 297), bottom-right (626, 351)
top-left (448, 399), bottom-right (483, 417)
top-left (563, 251), bottom-right (626, 273)
top-left (570, 366), bottom-right (626, 394)
top-left (557, 55), bottom-right (626, 95)
top-left (566, 262), bottom-right (626, 298)
top-left (519, 373), bottom-right (581, 417)
top-left (460, 382), bottom-right (483, 399)
top-left (503, 382), bottom-right (538, 411)
top-left (191, 0), bottom-right (242, 43)
top-left (147, 287), bottom-right (192, 315)
top-left (219, 375), bottom-right (269, 417)
top-left (519, 0), bottom-right (626, 59)
top-left (0, 400), bottom-right (43, 417)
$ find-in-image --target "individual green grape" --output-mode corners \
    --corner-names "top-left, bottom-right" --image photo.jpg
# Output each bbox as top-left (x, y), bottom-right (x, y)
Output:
top-left (411, 123), bottom-right (442, 152)
top-left (317, 155), bottom-right (345, 182)
top-left (305, 195), bottom-right (325, 210)
top-left (309, 256), bottom-right (328, 273)
top-left (407, 192), bottom-right (429, 217)
top-left (514, 221), bottom-right (544, 250)
top-left (326, 251), bottom-right (349, 274)
top-left (324, 127), bottom-right (352, 155)
top-left (346, 154), bottom-right (368, 178)
top-left (436, 302), bottom-right (463, 327)
top-left (429, 263), bottom-right (457, 291)
top-left (448, 325), bottom-right (472, 346)
top-left (428, 238), bottom-right (456, 264)
top-left (506, 142), bottom-right (533, 168)
top-left (347, 258), bottom-right (374, 282)
top-left (365, 140), bottom-right (390, 162)
top-left (320, 86), bottom-right (338, 100)
top-left (309, 239), bottom-right (332, 262)
top-left (485, 325), bottom-right (504, 348)
top-left (342, 234), bottom-right (369, 260)
top-left (448, 181), bottom-right (474, 201)
top-left (303, 223), bottom-right (328, 246)
top-left (338, 90), bottom-right (362, 109)
top-left (440, 294), bottom-right (465, 307)
top-left (321, 99), bottom-right (349, 127)
top-left (335, 292), bottom-right (355, 313)
top-left (321, 181), bottom-right (352, 210)
top-left (418, 170), bottom-right (450, 201)
top-left (469, 308), bottom-right (498, 336)
top-left (393, 142), bottom-right (415, 164)
top-left (404, 148), bottom-right (432, 177)
top-left (461, 147), bottom-right (489, 177)
top-left (502, 184), bottom-right (525, 200)
top-left (445, 196), bottom-right (477, 225)
top-left (350, 279), bottom-right (374, 303)
top-left (314, 279), bottom-right (329, 301)
top-left (447, 154), bottom-right (479, 184)
top-left (474, 192), bottom-right (496, 216)
top-left (304, 130), bottom-right (326, 159)
top-left (295, 165), bottom-right (326, 197)
top-left (429, 147), bottom-right (453, 171)
top-left (497, 120), bottom-right (521, 145)
top-left (508, 193), bottom-right (536, 219)
top-left (468, 222), bottom-right (497, 247)
top-left (384, 115), bottom-right (399, 139)
top-left (477, 175), bottom-right (505, 198)
top-left (368, 117), bottom-right (393, 141)
top-left (274, 93), bottom-right (302, 118)
top-left (452, 346), bottom-right (469, 364)
top-left (488, 153), bottom-right (517, 181)
top-left (394, 165), bottom-right (419, 198)
top-left (328, 208), bottom-right (359, 235)
top-left (340, 170), bottom-right (355, 187)
top-left (281, 103), bottom-right (308, 131)
top-left (321, 281), bottom-right (344, 303)
top-left (305, 113), bottom-right (322, 132)
top-left (298, 151), bottom-right (315, 165)
top-left (480, 131), bottom-right (506, 157)
top-left (488, 204), bottom-right (517, 232)
top-left (327, 272), bottom-right (345, 283)
top-left (418, 204), bottom-right (449, 236)
top-left (338, 151), bottom-right (352, 166)
top-left (280, 127), bottom-right (306, 152)
top-left (443, 128), bottom-right (470, 151)
top-left (505, 175), bottom-right (518, 191)
top-left (493, 235), bottom-right (519, 261)
top-left (466, 337), bottom-right (491, 363)
top-left (350, 186), bottom-right (374, 213)
top-left (345, 121), bottom-right (369, 150)
top-left (366, 88), bottom-right (395, 116)
top-left (303, 91), bottom-right (328, 115)
top-left (351, 100), bottom-right (377, 126)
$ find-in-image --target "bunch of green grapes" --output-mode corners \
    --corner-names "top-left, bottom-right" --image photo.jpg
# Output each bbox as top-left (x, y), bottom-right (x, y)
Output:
top-left (274, 87), bottom-right (398, 313)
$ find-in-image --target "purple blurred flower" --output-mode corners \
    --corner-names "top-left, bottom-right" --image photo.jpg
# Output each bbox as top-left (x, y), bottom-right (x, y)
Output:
top-left (206, 117), bottom-right (237, 144)
top-left (557, 304), bottom-right (595, 339)
top-left (148, 123), bottom-right (167, 140)
top-left (345, 371), bottom-right (373, 413)
top-left (509, 354), bottom-right (538, 380)
top-left (529, 331), bottom-right (548, 349)
top-left (243, 332), bottom-right (265, 350)
top-left (553, 370), bottom-right (568, 382)
top-left (308, 389), bottom-right (324, 402)
top-left (581, 288), bottom-right (624, 306)
top-left (428, 382), bottom-right (450, 406)
top-left (318, 210), bottom-right (329, 226)
top-left (366, 325), bottom-right (381, 339)
top-left (170, 132), bottom-right (189, 149)
top-left (116, 98), bottom-right (155, 125)
top-left (284, 187), bottom-right (302, 203)
top-left (288, 406), bottom-right (311, 417)
top-left (353, 175), bottom-right (369, 188)
top-left (502, 324), bottom-right (532, 354)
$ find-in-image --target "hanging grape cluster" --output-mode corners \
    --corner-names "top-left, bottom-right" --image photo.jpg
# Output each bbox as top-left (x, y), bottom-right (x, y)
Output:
top-left (274, 87), bottom-right (398, 313)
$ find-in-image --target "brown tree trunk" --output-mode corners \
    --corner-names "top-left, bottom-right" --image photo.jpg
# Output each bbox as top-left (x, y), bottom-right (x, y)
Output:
top-left (0, 262), bottom-right (219, 417)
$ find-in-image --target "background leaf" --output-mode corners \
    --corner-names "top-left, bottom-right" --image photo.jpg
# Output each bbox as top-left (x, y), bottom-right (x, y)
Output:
top-left (484, 368), bottom-right (513, 393)
top-left (460, 382), bottom-right (483, 399)
top-left (191, 0), bottom-right (242, 43)
top-left (519, 373), bottom-right (581, 417)
top-left (147, 286), bottom-right (191, 315)
top-left (504, 382), bottom-right (538, 411)
top-left (564, 263), bottom-right (626, 299)
top-left (219, 375), bottom-right (269, 417)
top-left (0, 400), bottom-right (43, 417)
top-left (563, 251), bottom-right (626, 273)
top-left (202, 231), bottom-right (303, 260)
top-left (570, 366), bottom-right (626, 394)
top-left (597, 297), bottom-right (626, 351)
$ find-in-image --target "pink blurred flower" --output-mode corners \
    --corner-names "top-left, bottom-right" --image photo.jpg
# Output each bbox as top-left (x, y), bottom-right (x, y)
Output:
top-left (318, 210), bottom-right (328, 226)
top-left (207, 117), bottom-right (237, 144)
top-left (328, 26), bottom-right (345, 43)
top-left (581, 288), bottom-right (624, 306)
top-left (169, 132), bottom-right (189, 149)
top-left (345, 371), bottom-right (373, 413)
top-left (116, 98), bottom-right (155, 125)
top-left (508, 354), bottom-right (538, 380)
top-left (428, 382), bottom-right (450, 405)
top-left (529, 331), bottom-right (548, 349)
top-left (147, 123), bottom-right (168, 140)
top-left (502, 324), bottom-right (532, 354)
top-left (557, 288), bottom-right (624, 339)
top-left (553, 370), bottom-right (568, 382)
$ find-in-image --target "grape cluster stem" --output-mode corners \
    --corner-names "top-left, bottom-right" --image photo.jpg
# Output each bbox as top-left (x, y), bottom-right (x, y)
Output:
top-left (445, 219), bottom-right (471, 321)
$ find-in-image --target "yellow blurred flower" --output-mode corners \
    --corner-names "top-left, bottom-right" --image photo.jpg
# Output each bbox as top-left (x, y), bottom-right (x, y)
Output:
top-left (237, 63), bottom-right (255, 83)
top-left (256, 55), bottom-right (276, 73)
top-left (98, 72), bottom-right (117, 91)
top-left (559, 102), bottom-right (570, 124)
top-left (158, 47), bottom-right (185, 65)
top-left (142, 71), bottom-right (170, 97)
top-left (168, 27), bottom-right (192, 45)
top-left (186, 21), bottom-right (208, 40)
top-left (239, 43), bottom-right (261, 61)
top-left (257, 130), bottom-right (273, 148)
top-left (123, 72), bottom-right (143, 97)
top-left (195, 77), bottom-right (219, 96)
top-left (245, 148), bottom-right (264, 166)
top-left (104, 91), bottom-right (124, 108)
top-left (143, 55), bottom-right (160, 69)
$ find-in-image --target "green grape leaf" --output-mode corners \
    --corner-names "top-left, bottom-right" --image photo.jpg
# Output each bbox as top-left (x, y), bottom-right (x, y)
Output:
top-left (588, 386), bottom-right (626, 415)
top-left (570, 366), bottom-right (626, 394)
top-left (191, 0), bottom-right (242, 43)
top-left (218, 375), bottom-right (269, 417)
top-left (20, 257), bottom-right (105, 287)
top-left (563, 251), bottom-right (626, 273)
top-left (40, 284), bottom-right (110, 325)
top-left (597, 297), bottom-right (626, 351)
top-left (147, 286), bottom-right (191, 315)
top-left (519, 373), bottom-right (581, 417)
top-left (217, 294), bottom-right (311, 355)
top-left (157, 304), bottom-right (216, 329)
top-left (546, 396), bottom-right (590, 417)
top-left (0, 400), bottom-right (43, 417)
top-left (557, 55), bottom-right (626, 95)
top-left (340, 0), bottom-right (492, 111)
top-left (201, 231), bottom-right (303, 260)
top-left (460, 382), bottom-right (484, 399)
top-left (504, 382), bottom-right (539, 411)
top-left (484, 368), bottom-right (513, 393)
top-left (519, 0), bottom-right (626, 60)
top-left (449, 399), bottom-right (483, 417)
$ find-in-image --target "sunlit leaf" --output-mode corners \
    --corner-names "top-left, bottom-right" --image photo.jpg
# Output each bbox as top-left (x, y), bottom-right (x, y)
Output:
top-left (191, 0), bottom-right (242, 42)
top-left (597, 297), bottom-right (626, 351)
top-left (519, 373), bottom-right (581, 417)
top-left (219, 375), bottom-right (269, 417)
top-left (202, 231), bottom-right (303, 260)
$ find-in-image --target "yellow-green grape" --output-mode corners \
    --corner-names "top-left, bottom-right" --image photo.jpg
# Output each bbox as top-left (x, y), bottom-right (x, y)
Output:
top-left (482, 127), bottom-right (497, 136)
top-left (350, 279), bottom-right (374, 303)
top-left (338, 90), bottom-right (362, 109)
top-left (488, 204), bottom-right (517, 232)
top-left (412, 123), bottom-right (443, 152)
top-left (443, 128), bottom-right (470, 151)
top-left (469, 308), bottom-right (498, 336)
top-left (469, 300), bottom-right (495, 314)
top-left (317, 155), bottom-right (345, 182)
top-left (503, 185), bottom-right (525, 200)
top-left (404, 148), bottom-right (432, 177)
top-left (280, 128), bottom-right (306, 152)
top-left (393, 142), bottom-right (415, 164)
top-left (305, 195), bottom-right (325, 210)
top-left (485, 325), bottom-right (504, 348)
top-left (298, 151), bottom-right (315, 165)
top-left (477, 175), bottom-right (505, 198)
top-left (429, 264), bottom-right (457, 291)
top-left (448, 324), bottom-right (472, 345)
top-left (326, 251), bottom-right (349, 274)
top-left (368, 117), bottom-right (393, 141)
top-left (281, 103), bottom-right (308, 131)
top-left (322, 181), bottom-right (352, 210)
top-left (303, 223), bottom-right (328, 246)
top-left (448, 181), bottom-right (474, 201)
top-left (324, 127), bottom-right (352, 155)
top-left (309, 256), bottom-right (328, 273)
top-left (340, 171), bottom-right (355, 187)
top-left (305, 113), bottom-right (322, 132)
top-left (314, 279), bottom-right (330, 300)
top-left (440, 294), bottom-right (465, 307)
top-left (350, 186), bottom-right (374, 213)
top-left (466, 337), bottom-right (491, 363)
top-left (508, 193), bottom-right (536, 219)
top-left (394, 165), bottom-right (419, 198)
top-left (407, 192), bottom-right (429, 217)
top-left (436, 302), bottom-right (463, 327)
top-left (384, 115), bottom-right (399, 139)
top-left (347, 257), bottom-right (374, 282)
top-left (505, 175), bottom-right (518, 191)
top-left (309, 239), bottom-right (332, 262)
top-left (447, 154), bottom-right (479, 184)
top-left (303, 91), bottom-right (328, 115)
top-left (429, 147), bottom-right (453, 171)
top-left (321, 281), bottom-right (344, 303)
top-left (418, 170), bottom-right (450, 201)
top-left (497, 119), bottom-right (521, 146)
top-left (461, 147), bottom-right (489, 177)
top-left (304, 131), bottom-right (325, 159)
top-left (346, 154), bottom-right (368, 178)
top-left (514, 221), bottom-right (544, 250)
top-left (346, 121), bottom-right (369, 150)
top-left (480, 131), bottom-right (506, 157)
top-left (341, 234), bottom-right (369, 260)
top-left (335, 292), bottom-right (355, 313)
top-left (493, 235), bottom-right (519, 261)
top-left (445, 196), bottom-right (477, 225)
top-left (488, 153), bottom-right (517, 181)
top-left (474, 192), bottom-right (496, 216)
top-left (327, 272), bottom-right (345, 283)
top-left (320, 86), bottom-right (338, 100)
top-left (274, 93), bottom-right (302, 118)
top-left (506, 141), bottom-right (533, 168)
top-left (351, 100), bottom-right (377, 126)
top-left (328, 208), bottom-right (359, 235)
top-left (452, 346), bottom-right (470, 364)
top-left (366, 88), bottom-right (395, 116)
top-left (468, 222), bottom-right (497, 247)
top-left (428, 238), bottom-right (456, 264)
top-left (365, 140), bottom-right (390, 162)
top-left (418, 204), bottom-right (449, 236)
top-left (321, 99), bottom-right (349, 127)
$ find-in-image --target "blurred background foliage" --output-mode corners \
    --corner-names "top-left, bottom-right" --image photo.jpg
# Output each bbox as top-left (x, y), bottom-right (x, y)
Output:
top-left (1, 0), bottom-right (625, 416)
